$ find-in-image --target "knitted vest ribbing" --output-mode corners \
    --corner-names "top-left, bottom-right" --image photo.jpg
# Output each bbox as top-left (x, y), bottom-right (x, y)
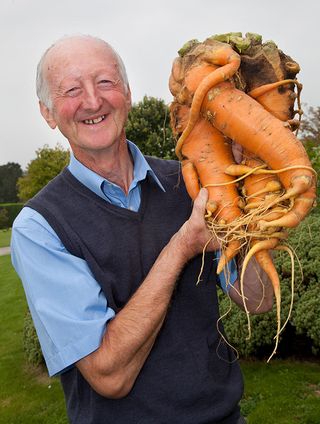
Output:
top-left (27, 157), bottom-right (243, 424)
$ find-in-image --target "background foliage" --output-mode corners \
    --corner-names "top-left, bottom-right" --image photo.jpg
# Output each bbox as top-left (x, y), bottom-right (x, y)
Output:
top-left (0, 203), bottom-right (24, 229)
top-left (17, 144), bottom-right (70, 202)
top-left (299, 105), bottom-right (320, 210)
top-left (219, 214), bottom-right (320, 358)
top-left (126, 95), bottom-right (176, 159)
top-left (23, 310), bottom-right (45, 367)
top-left (0, 208), bottom-right (9, 229)
top-left (299, 105), bottom-right (320, 146)
top-left (0, 162), bottom-right (23, 203)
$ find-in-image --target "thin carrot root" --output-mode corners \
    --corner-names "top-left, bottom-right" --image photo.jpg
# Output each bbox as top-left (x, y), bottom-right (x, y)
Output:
top-left (266, 244), bottom-right (296, 362)
top-left (253, 247), bottom-right (281, 359)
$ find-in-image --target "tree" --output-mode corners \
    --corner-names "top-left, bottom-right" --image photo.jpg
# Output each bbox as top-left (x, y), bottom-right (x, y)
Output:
top-left (0, 162), bottom-right (23, 202)
top-left (298, 105), bottom-right (320, 211)
top-left (126, 96), bottom-right (176, 159)
top-left (17, 144), bottom-right (70, 202)
top-left (299, 105), bottom-right (320, 145)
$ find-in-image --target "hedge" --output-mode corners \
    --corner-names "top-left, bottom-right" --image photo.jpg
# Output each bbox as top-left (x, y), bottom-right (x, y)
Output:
top-left (23, 309), bottom-right (45, 367)
top-left (0, 202), bottom-right (24, 229)
top-left (22, 214), bottom-right (320, 365)
top-left (219, 213), bottom-right (320, 358)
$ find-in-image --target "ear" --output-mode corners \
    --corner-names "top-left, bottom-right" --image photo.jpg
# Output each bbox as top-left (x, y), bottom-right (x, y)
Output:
top-left (39, 101), bottom-right (57, 129)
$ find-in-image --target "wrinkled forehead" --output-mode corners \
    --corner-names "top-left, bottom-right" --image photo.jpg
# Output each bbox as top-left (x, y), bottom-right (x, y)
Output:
top-left (43, 37), bottom-right (121, 84)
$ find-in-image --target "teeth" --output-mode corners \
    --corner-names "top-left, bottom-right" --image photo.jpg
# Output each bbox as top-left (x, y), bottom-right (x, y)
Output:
top-left (83, 115), bottom-right (105, 125)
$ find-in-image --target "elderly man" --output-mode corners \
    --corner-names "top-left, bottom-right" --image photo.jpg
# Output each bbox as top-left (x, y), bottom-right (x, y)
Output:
top-left (11, 35), bottom-right (273, 424)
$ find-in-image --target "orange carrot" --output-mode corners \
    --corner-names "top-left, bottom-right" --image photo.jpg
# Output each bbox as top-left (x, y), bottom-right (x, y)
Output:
top-left (194, 80), bottom-right (316, 229)
top-left (248, 79), bottom-right (302, 127)
top-left (170, 102), bottom-right (242, 270)
top-left (169, 40), bottom-right (241, 161)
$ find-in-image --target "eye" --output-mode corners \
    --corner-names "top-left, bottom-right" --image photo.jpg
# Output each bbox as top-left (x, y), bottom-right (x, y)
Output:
top-left (65, 87), bottom-right (81, 97)
top-left (98, 79), bottom-right (114, 87)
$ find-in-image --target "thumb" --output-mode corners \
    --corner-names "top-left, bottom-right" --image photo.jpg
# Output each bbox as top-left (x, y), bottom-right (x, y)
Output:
top-left (192, 187), bottom-right (208, 216)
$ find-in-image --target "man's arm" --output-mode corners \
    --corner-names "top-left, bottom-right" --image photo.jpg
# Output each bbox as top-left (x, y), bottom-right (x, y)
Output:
top-left (76, 188), bottom-right (220, 398)
top-left (11, 208), bottom-right (116, 377)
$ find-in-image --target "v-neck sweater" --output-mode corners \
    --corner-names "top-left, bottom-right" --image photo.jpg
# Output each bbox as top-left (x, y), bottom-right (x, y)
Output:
top-left (27, 156), bottom-right (243, 424)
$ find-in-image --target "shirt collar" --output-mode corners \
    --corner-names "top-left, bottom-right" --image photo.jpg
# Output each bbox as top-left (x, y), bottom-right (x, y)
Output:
top-left (67, 140), bottom-right (165, 200)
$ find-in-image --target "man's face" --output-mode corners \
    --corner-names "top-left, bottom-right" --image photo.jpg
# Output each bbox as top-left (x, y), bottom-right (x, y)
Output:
top-left (40, 38), bottom-right (131, 156)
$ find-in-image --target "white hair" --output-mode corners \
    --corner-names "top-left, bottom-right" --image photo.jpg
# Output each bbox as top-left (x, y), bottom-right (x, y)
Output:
top-left (36, 34), bottom-right (129, 109)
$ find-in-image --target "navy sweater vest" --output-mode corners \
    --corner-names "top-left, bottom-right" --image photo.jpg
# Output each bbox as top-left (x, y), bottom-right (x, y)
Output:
top-left (27, 157), bottom-right (243, 424)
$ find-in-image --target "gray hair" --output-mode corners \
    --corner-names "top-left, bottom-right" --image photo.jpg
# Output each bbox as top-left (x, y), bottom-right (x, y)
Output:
top-left (36, 34), bottom-right (129, 109)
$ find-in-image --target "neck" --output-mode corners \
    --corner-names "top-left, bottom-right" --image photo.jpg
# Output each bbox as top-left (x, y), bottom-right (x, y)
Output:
top-left (72, 137), bottom-right (134, 194)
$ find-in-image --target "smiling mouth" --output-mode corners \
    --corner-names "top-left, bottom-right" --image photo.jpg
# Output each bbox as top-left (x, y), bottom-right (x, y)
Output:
top-left (83, 115), bottom-right (106, 125)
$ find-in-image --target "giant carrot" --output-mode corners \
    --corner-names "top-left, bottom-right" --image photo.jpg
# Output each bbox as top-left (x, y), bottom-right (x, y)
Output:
top-left (169, 33), bottom-right (317, 360)
top-left (188, 78), bottom-right (316, 229)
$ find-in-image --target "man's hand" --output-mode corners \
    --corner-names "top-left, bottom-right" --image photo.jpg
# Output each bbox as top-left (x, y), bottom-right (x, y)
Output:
top-left (176, 188), bottom-right (220, 261)
top-left (229, 257), bottom-right (274, 314)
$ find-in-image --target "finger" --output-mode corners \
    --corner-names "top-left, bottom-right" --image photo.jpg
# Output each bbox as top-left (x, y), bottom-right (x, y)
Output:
top-left (191, 187), bottom-right (208, 217)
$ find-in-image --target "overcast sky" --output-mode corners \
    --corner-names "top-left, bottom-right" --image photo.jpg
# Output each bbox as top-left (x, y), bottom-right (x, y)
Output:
top-left (1, 0), bottom-right (319, 169)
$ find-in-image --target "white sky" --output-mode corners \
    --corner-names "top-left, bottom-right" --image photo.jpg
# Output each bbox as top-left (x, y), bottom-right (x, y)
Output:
top-left (1, 0), bottom-right (319, 169)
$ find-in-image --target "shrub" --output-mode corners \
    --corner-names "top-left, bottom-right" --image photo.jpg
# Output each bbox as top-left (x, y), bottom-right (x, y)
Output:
top-left (0, 208), bottom-right (9, 229)
top-left (219, 214), bottom-right (320, 358)
top-left (0, 203), bottom-right (24, 229)
top-left (126, 96), bottom-right (175, 159)
top-left (293, 283), bottom-right (320, 354)
top-left (23, 309), bottom-right (44, 366)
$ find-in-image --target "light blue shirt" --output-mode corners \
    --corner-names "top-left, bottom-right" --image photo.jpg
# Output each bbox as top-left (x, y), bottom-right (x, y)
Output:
top-left (11, 141), bottom-right (236, 376)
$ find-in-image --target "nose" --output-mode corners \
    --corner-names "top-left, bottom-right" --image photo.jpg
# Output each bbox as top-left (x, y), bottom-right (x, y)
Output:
top-left (81, 85), bottom-right (103, 111)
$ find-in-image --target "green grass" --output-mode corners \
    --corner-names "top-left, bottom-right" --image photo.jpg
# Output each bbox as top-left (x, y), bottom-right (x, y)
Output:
top-left (0, 254), bottom-right (67, 424)
top-left (1, 253), bottom-right (319, 423)
top-left (240, 360), bottom-right (320, 423)
top-left (0, 228), bottom-right (11, 248)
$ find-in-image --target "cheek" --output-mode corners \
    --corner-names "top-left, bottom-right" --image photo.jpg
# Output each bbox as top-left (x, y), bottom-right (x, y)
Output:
top-left (108, 90), bottom-right (131, 112)
top-left (54, 99), bottom-right (79, 122)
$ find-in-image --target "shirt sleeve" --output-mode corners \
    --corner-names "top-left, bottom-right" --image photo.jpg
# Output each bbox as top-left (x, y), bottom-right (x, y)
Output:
top-left (215, 251), bottom-right (238, 293)
top-left (11, 207), bottom-right (115, 376)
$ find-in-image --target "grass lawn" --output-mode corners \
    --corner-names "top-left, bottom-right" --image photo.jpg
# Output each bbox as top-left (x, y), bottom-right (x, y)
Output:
top-left (240, 360), bottom-right (320, 423)
top-left (1, 253), bottom-right (319, 423)
top-left (0, 254), bottom-right (67, 424)
top-left (0, 228), bottom-right (11, 248)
